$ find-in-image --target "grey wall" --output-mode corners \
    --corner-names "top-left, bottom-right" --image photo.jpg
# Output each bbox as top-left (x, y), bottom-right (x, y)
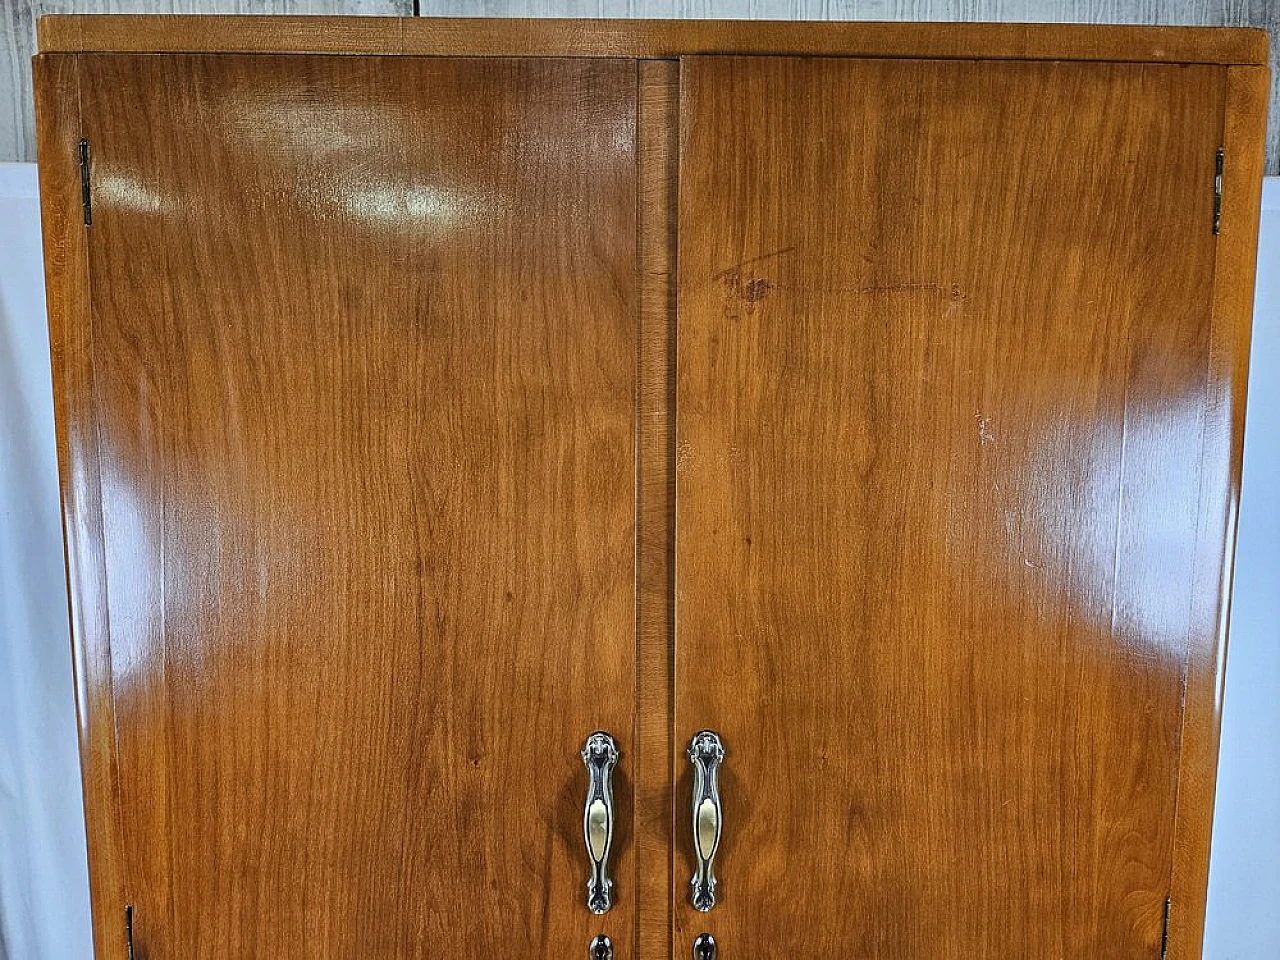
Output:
top-left (2, 1), bottom-right (1279, 172)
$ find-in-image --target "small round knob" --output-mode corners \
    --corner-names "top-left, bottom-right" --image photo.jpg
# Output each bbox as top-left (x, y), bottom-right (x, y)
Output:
top-left (693, 932), bottom-right (717, 960)
top-left (590, 934), bottom-right (613, 960)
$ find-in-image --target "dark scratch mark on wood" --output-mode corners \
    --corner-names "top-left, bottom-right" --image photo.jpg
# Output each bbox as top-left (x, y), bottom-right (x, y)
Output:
top-left (711, 246), bottom-right (797, 282)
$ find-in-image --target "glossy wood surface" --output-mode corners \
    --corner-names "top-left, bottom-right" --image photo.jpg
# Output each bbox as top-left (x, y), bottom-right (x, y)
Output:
top-left (69, 53), bottom-right (638, 959)
top-left (675, 56), bottom-right (1233, 958)
top-left (35, 27), bottom-right (1266, 960)
top-left (636, 58), bottom-right (679, 960)
top-left (36, 15), bottom-right (1268, 65)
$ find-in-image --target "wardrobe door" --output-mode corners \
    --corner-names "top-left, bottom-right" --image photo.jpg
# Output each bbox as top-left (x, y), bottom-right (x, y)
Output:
top-left (54, 54), bottom-right (638, 959)
top-left (675, 56), bottom-right (1242, 957)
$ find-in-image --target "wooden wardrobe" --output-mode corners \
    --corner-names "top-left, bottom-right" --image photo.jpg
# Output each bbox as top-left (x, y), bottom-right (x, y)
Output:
top-left (34, 17), bottom-right (1268, 960)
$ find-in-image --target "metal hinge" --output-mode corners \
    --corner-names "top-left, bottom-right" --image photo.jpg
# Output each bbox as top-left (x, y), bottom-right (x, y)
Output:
top-left (1160, 897), bottom-right (1171, 960)
top-left (125, 904), bottom-right (135, 960)
top-left (1213, 148), bottom-right (1224, 235)
top-left (78, 138), bottom-right (92, 226)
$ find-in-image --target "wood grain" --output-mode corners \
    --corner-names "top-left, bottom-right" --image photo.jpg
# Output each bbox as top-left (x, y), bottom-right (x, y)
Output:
top-left (33, 51), bottom-right (129, 960)
top-left (675, 55), bottom-right (1230, 958)
top-left (36, 29), bottom-right (1266, 960)
top-left (68, 52), bottom-right (637, 959)
top-left (2, 1), bottom-right (412, 166)
top-left (412, 3), bottom-right (1280, 180)
top-left (636, 57), bottom-right (678, 960)
top-left (1167, 63), bottom-right (1269, 960)
top-left (6, 10), bottom-right (1279, 170)
top-left (37, 15), bottom-right (1268, 65)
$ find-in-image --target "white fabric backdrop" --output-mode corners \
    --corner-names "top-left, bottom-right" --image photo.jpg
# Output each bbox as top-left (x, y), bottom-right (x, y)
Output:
top-left (1204, 178), bottom-right (1280, 960)
top-left (0, 162), bottom-right (1275, 958)
top-left (0, 162), bottom-right (93, 960)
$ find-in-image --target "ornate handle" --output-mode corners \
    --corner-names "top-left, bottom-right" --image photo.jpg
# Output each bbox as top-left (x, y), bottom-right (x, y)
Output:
top-left (582, 731), bottom-right (619, 914)
top-left (687, 730), bottom-right (725, 911)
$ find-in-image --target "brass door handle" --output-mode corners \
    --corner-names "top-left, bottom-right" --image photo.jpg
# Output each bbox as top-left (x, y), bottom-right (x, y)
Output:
top-left (687, 730), bottom-right (725, 911)
top-left (582, 731), bottom-right (620, 914)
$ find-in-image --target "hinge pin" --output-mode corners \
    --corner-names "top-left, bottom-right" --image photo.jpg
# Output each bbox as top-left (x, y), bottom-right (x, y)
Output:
top-left (1213, 148), bottom-right (1224, 235)
top-left (78, 138), bottom-right (92, 226)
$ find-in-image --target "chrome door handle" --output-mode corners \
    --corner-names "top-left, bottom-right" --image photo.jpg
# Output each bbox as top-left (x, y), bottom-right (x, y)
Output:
top-left (582, 731), bottom-right (619, 914)
top-left (687, 730), bottom-right (725, 911)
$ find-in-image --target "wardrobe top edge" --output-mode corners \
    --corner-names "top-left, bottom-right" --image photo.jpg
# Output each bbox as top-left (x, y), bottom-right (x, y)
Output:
top-left (35, 16), bottom-right (1268, 66)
